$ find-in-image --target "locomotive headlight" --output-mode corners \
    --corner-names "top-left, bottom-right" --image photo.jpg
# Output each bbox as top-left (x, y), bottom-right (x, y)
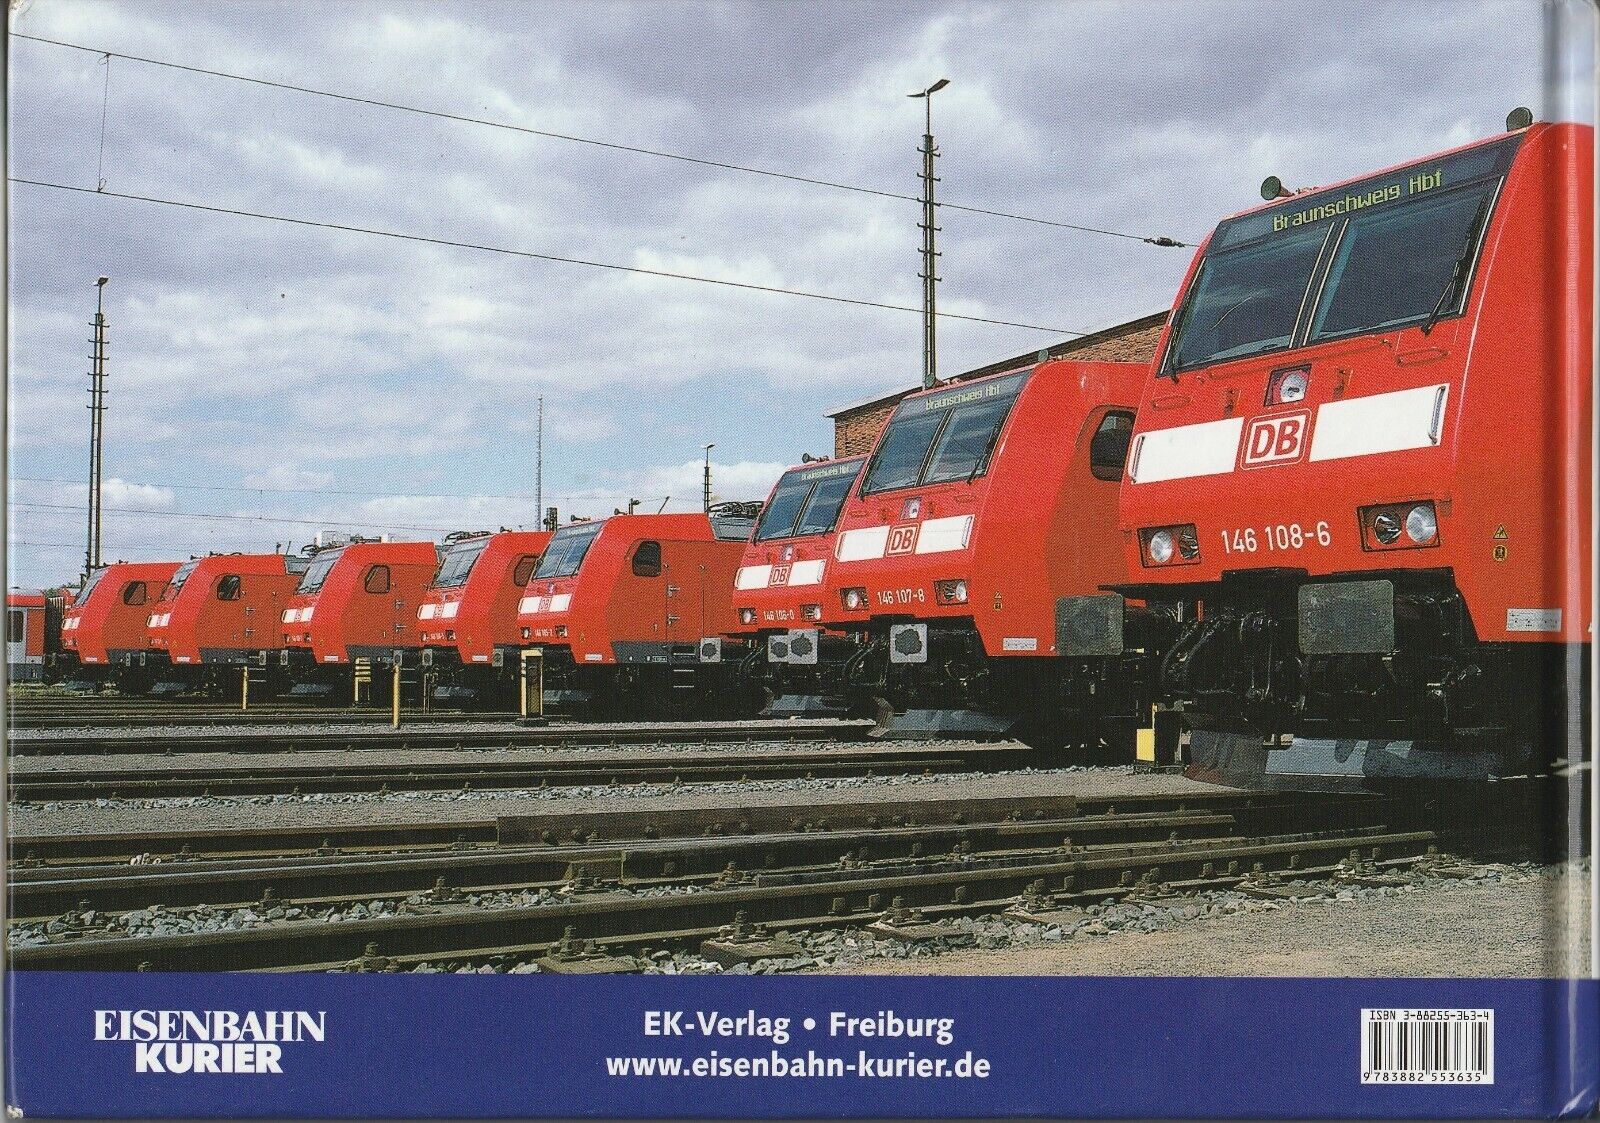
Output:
top-left (1360, 501), bottom-right (1440, 550)
top-left (802, 604), bottom-right (822, 621)
top-left (841, 587), bottom-right (868, 611)
top-left (1267, 366), bottom-right (1310, 405)
top-left (738, 607), bottom-right (757, 625)
top-left (1147, 529), bottom-right (1175, 565)
top-left (1404, 502), bottom-right (1438, 544)
top-left (934, 579), bottom-right (968, 605)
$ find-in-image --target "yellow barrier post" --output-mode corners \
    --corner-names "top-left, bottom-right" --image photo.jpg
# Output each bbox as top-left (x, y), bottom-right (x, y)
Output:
top-left (520, 647), bottom-right (545, 724)
top-left (241, 665), bottom-right (249, 712)
top-left (392, 661), bottom-right (402, 728)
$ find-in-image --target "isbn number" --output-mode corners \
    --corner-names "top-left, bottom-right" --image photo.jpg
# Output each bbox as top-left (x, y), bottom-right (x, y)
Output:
top-left (1361, 1009), bottom-right (1493, 1085)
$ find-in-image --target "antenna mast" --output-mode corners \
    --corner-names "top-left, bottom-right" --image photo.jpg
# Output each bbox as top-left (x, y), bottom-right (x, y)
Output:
top-left (84, 276), bottom-right (109, 581)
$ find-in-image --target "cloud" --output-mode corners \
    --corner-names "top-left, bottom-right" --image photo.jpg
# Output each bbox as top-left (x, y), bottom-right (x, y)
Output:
top-left (6, 0), bottom-right (1591, 586)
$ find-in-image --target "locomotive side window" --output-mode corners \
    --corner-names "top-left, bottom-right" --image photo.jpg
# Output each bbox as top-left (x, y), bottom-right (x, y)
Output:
top-left (1308, 183), bottom-right (1496, 342)
top-left (217, 575), bottom-right (242, 601)
top-left (7, 610), bottom-right (23, 643)
top-left (511, 554), bottom-right (538, 587)
top-left (1089, 411), bottom-right (1136, 481)
top-left (122, 582), bottom-right (148, 606)
top-left (631, 540), bottom-right (662, 578)
top-left (364, 565), bottom-right (391, 594)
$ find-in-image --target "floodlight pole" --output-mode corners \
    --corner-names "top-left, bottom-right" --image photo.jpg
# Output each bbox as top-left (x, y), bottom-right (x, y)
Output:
top-left (909, 79), bottom-right (949, 389)
top-left (702, 443), bottom-right (715, 513)
top-left (85, 276), bottom-right (110, 581)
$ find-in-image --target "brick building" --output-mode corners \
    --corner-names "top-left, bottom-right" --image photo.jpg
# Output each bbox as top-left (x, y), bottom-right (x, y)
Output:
top-left (828, 310), bottom-right (1168, 458)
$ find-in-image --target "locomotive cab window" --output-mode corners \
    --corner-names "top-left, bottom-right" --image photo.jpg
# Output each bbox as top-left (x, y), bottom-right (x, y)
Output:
top-left (163, 559), bottom-right (199, 601)
top-left (363, 565), bottom-right (391, 595)
top-left (861, 372), bottom-right (1027, 495)
top-left (794, 470), bottom-right (861, 536)
top-left (534, 521), bottom-right (603, 579)
top-left (434, 539), bottom-right (488, 588)
top-left (511, 554), bottom-right (539, 587)
top-left (1308, 182), bottom-right (1497, 342)
top-left (216, 575), bottom-right (242, 601)
top-left (8, 610), bottom-right (23, 643)
top-left (923, 395), bottom-right (1013, 484)
top-left (631, 540), bottom-right (662, 578)
top-left (1089, 411), bottom-right (1136, 481)
top-left (77, 568), bottom-right (107, 605)
top-left (121, 582), bottom-right (148, 606)
top-left (296, 549), bottom-right (343, 595)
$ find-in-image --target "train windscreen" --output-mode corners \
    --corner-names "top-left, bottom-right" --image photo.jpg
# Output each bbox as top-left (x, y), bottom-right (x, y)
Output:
top-left (860, 371), bottom-right (1028, 496)
top-left (753, 459), bottom-right (864, 541)
top-left (433, 539), bottom-right (488, 588)
top-left (533, 522), bottom-right (602, 579)
top-left (75, 567), bottom-right (107, 606)
top-left (1164, 134), bottom-right (1521, 373)
top-left (295, 548), bottom-right (345, 595)
top-left (160, 559), bottom-right (201, 602)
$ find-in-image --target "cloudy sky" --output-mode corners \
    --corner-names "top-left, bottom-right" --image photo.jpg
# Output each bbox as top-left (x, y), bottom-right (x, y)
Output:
top-left (7, 0), bottom-right (1594, 586)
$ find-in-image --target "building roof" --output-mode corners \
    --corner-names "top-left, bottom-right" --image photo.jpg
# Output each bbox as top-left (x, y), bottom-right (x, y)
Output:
top-left (826, 310), bottom-right (1169, 419)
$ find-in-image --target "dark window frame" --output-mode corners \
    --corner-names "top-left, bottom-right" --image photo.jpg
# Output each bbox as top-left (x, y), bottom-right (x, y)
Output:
top-left (631, 540), bottom-right (662, 578)
top-left (1088, 410), bottom-right (1137, 482)
top-left (364, 565), bottom-right (391, 595)
top-left (121, 582), bottom-right (148, 606)
top-left (510, 554), bottom-right (539, 587)
top-left (8, 609), bottom-right (24, 644)
top-left (216, 574), bottom-right (243, 601)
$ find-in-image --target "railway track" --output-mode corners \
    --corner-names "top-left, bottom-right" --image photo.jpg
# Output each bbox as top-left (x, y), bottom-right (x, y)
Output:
top-left (9, 788), bottom-right (1422, 971)
top-left (7, 741), bottom-right (1024, 801)
top-left (6, 698), bottom-right (521, 731)
top-left (4, 717), bottom-right (875, 757)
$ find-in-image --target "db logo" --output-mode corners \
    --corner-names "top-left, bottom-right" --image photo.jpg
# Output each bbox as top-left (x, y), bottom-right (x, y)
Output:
top-left (1242, 411), bottom-right (1311, 468)
top-left (886, 525), bottom-right (919, 555)
top-left (769, 564), bottom-right (791, 587)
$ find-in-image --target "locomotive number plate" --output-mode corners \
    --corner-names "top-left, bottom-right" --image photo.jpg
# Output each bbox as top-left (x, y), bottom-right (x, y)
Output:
top-left (876, 586), bottom-right (927, 607)
top-left (1219, 521), bottom-right (1333, 555)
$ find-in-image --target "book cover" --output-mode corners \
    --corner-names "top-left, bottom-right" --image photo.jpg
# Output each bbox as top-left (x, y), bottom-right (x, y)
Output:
top-left (5, 0), bottom-right (1595, 1117)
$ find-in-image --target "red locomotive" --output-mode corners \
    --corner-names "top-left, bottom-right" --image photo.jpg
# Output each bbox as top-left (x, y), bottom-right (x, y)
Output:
top-left (729, 456), bottom-right (865, 715)
top-left (418, 529), bottom-right (551, 708)
top-left (143, 552), bottom-right (308, 697)
top-left (512, 508), bottom-right (760, 714)
top-left (59, 561), bottom-right (180, 690)
top-left (1059, 113), bottom-right (1593, 779)
top-left (276, 538), bottom-right (440, 700)
top-left (821, 359), bottom-right (1148, 749)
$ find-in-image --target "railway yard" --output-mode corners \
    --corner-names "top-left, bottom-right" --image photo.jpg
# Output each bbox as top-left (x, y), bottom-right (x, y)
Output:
top-left (5, 695), bottom-right (1589, 978)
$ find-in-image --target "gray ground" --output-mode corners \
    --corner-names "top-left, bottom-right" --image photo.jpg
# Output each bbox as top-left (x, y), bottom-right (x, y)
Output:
top-left (6, 764), bottom-right (1211, 837)
top-left (799, 861), bottom-right (1593, 978)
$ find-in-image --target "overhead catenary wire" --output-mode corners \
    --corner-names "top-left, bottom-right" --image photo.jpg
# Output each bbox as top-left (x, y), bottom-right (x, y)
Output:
top-left (11, 178), bottom-right (1090, 335)
top-left (13, 32), bottom-right (1192, 249)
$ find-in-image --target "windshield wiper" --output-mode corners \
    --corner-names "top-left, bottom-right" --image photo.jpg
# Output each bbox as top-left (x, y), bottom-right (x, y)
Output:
top-left (1421, 195), bottom-right (1492, 336)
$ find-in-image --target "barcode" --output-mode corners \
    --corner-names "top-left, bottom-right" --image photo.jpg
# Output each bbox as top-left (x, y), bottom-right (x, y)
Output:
top-left (1361, 1009), bottom-right (1493, 1084)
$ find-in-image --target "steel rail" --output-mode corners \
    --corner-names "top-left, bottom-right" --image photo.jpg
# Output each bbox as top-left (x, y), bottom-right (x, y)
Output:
top-left (7, 827), bottom-right (1438, 971)
top-left (5, 718), bottom-right (876, 756)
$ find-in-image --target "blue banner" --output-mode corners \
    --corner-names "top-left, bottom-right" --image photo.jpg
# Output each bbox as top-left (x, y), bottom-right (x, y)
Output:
top-left (6, 972), bottom-right (1596, 1118)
